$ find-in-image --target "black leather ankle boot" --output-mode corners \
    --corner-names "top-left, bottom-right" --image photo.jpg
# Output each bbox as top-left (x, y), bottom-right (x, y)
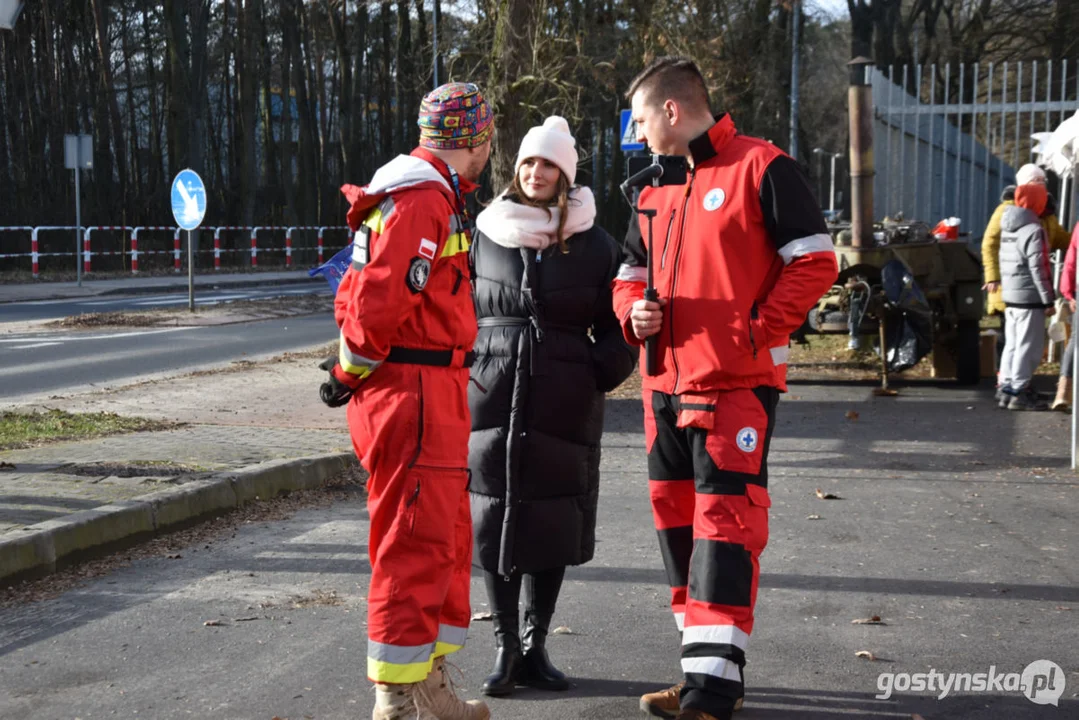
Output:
top-left (481, 614), bottom-right (522, 696)
top-left (519, 609), bottom-right (569, 691)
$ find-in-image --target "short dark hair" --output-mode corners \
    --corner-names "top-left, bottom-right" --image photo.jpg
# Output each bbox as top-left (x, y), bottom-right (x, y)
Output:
top-left (625, 56), bottom-right (711, 112)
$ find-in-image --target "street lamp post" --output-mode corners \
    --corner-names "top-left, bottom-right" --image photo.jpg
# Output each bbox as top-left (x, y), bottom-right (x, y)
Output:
top-left (812, 147), bottom-right (826, 204)
top-left (829, 152), bottom-right (843, 214)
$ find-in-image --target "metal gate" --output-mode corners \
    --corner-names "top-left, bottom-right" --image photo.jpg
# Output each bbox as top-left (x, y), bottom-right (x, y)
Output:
top-left (872, 59), bottom-right (1079, 241)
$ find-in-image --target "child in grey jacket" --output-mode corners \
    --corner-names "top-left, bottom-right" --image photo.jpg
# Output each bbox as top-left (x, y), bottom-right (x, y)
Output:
top-left (998, 182), bottom-right (1056, 410)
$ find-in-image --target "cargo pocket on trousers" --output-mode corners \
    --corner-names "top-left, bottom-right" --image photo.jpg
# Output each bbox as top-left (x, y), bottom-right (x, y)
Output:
top-left (405, 466), bottom-right (469, 543)
top-left (743, 484), bottom-right (771, 554)
top-left (676, 392), bottom-right (720, 430)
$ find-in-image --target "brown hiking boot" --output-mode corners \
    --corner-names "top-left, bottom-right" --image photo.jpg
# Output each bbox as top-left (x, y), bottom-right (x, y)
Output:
top-left (640, 682), bottom-right (683, 718)
top-left (639, 681), bottom-right (743, 718)
top-left (372, 682), bottom-right (435, 720)
top-left (417, 657), bottom-right (490, 720)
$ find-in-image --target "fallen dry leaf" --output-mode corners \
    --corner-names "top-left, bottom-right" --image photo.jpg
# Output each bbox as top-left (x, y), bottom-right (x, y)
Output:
top-left (845, 410), bottom-right (860, 420)
top-left (855, 650), bottom-right (877, 660)
top-left (471, 611), bottom-right (493, 621)
top-left (815, 489), bottom-right (841, 500)
top-left (551, 626), bottom-right (575, 635)
top-left (851, 616), bottom-right (886, 625)
top-left (203, 620), bottom-right (226, 627)
top-left (806, 514), bottom-right (822, 520)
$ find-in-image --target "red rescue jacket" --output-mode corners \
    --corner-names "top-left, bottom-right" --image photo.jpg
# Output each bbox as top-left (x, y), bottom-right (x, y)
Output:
top-left (612, 115), bottom-right (838, 393)
top-left (334, 148), bottom-right (477, 379)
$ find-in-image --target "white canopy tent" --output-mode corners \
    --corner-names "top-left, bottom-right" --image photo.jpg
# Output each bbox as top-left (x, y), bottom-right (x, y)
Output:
top-left (1032, 111), bottom-right (1079, 468)
top-left (0, 1), bottom-right (23, 30)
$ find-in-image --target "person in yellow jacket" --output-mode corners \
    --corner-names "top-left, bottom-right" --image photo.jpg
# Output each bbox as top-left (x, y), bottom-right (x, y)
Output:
top-left (982, 164), bottom-right (1071, 366)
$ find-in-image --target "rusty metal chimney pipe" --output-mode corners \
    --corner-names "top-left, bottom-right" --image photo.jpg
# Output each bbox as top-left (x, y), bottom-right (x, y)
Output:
top-left (848, 57), bottom-right (875, 249)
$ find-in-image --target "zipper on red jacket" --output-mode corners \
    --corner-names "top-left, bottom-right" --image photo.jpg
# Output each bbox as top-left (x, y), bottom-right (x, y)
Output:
top-left (749, 301), bottom-right (759, 359)
top-left (660, 209), bottom-right (676, 270)
top-left (668, 169), bottom-right (696, 394)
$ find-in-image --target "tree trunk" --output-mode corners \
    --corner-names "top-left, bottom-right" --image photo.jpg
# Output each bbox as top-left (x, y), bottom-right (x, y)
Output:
top-left (488, 0), bottom-right (534, 189)
top-left (90, 0), bottom-right (130, 223)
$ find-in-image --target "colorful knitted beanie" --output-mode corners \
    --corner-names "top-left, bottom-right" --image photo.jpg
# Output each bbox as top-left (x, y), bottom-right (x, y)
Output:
top-left (417, 82), bottom-right (494, 150)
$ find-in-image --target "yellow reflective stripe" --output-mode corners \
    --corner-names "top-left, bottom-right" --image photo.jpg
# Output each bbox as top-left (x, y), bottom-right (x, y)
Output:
top-left (367, 656), bottom-right (433, 684)
top-left (363, 208), bottom-right (385, 235)
top-left (433, 641), bottom-right (464, 659)
top-left (440, 231), bottom-right (470, 258)
top-left (338, 331), bottom-right (378, 378)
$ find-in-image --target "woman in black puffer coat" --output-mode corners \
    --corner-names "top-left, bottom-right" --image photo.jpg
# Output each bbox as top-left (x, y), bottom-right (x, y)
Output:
top-left (469, 116), bottom-right (636, 696)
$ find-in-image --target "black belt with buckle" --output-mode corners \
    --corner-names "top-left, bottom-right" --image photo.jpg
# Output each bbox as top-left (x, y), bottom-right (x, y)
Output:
top-left (385, 347), bottom-right (476, 368)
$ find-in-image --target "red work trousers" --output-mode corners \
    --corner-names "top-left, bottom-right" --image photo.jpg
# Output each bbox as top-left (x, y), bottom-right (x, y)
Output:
top-left (644, 386), bottom-right (778, 719)
top-left (348, 362), bottom-right (473, 684)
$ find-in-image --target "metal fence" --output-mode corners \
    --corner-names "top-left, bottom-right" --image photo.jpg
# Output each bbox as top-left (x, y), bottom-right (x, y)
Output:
top-left (872, 59), bottom-right (1079, 242)
top-left (0, 225), bottom-right (352, 277)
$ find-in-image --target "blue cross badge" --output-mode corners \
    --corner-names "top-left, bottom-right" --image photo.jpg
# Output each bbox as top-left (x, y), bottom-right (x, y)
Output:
top-left (736, 427), bottom-right (759, 453)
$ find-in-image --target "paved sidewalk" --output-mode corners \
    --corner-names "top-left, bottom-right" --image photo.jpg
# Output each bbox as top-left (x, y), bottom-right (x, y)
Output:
top-left (0, 270), bottom-right (325, 304)
top-left (0, 354), bottom-right (357, 585)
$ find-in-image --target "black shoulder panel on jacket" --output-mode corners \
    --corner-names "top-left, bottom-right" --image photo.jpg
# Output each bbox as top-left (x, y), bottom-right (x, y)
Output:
top-left (758, 155), bottom-right (828, 251)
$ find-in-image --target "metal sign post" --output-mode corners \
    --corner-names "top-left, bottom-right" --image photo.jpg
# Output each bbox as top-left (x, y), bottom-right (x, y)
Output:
top-left (170, 169), bottom-right (207, 311)
top-left (64, 134), bottom-right (93, 286)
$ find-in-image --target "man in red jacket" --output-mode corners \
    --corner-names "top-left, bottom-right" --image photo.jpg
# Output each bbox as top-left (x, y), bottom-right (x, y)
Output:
top-left (322, 82), bottom-right (492, 720)
top-left (613, 58), bottom-right (838, 720)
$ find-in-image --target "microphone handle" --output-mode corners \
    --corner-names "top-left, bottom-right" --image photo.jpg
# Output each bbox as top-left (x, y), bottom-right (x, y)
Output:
top-left (644, 287), bottom-right (660, 376)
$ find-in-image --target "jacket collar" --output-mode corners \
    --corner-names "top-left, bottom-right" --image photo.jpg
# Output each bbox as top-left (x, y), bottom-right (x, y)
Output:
top-left (687, 114), bottom-right (736, 166)
top-left (411, 147), bottom-right (479, 195)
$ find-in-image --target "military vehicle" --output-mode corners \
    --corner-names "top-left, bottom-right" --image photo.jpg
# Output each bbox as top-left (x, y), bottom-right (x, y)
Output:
top-left (806, 58), bottom-right (985, 387)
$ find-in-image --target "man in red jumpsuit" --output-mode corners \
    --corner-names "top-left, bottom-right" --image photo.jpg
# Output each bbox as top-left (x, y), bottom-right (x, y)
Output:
top-left (612, 58), bottom-right (839, 720)
top-left (320, 82), bottom-right (493, 720)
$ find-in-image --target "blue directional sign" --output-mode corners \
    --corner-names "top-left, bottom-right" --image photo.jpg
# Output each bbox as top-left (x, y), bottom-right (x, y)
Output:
top-left (620, 109), bottom-right (645, 152)
top-left (171, 169), bottom-right (207, 231)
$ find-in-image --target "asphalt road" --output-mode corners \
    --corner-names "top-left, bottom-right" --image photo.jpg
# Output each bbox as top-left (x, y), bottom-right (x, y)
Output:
top-left (0, 284), bottom-right (330, 323)
top-left (1, 384), bottom-right (1075, 719)
top-left (0, 313), bottom-right (336, 401)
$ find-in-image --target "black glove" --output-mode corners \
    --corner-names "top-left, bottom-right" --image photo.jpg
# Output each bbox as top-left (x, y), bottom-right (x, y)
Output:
top-left (319, 356), bottom-right (357, 408)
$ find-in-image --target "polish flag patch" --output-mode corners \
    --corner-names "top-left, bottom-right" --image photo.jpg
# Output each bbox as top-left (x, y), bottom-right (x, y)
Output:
top-left (418, 238), bottom-right (438, 260)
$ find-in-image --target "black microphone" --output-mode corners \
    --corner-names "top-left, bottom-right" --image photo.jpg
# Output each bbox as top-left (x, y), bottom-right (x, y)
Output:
top-left (620, 163), bottom-right (665, 191)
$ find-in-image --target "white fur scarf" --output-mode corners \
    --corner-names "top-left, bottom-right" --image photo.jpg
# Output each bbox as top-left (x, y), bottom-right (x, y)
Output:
top-left (475, 186), bottom-right (596, 250)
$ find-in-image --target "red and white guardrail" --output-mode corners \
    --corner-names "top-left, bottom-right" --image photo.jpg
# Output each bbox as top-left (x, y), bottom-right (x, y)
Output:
top-left (1, 225), bottom-right (352, 276)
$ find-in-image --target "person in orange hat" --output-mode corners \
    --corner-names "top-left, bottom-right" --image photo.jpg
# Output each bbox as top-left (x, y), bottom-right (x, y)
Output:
top-left (997, 181), bottom-right (1056, 411)
top-left (321, 82), bottom-right (493, 720)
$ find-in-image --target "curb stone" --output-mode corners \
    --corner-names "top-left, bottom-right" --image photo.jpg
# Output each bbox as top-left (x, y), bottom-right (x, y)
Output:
top-left (0, 275), bottom-right (325, 305)
top-left (0, 452), bottom-right (359, 586)
top-left (99, 276), bottom-right (325, 298)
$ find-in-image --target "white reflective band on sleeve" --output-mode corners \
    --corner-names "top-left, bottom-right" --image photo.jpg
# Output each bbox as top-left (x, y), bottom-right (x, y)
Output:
top-left (673, 612), bottom-right (685, 632)
top-left (437, 623), bottom-right (468, 648)
top-left (617, 264), bottom-right (648, 282)
top-left (339, 333), bottom-right (381, 378)
top-left (681, 624), bottom-right (750, 650)
top-left (680, 656), bottom-right (742, 682)
top-left (770, 345), bottom-right (790, 365)
top-left (778, 233), bottom-right (834, 265)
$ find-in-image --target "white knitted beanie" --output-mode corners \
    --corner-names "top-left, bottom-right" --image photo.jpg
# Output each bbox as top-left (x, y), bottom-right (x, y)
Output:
top-left (515, 116), bottom-right (579, 185)
top-left (1016, 163), bottom-right (1047, 185)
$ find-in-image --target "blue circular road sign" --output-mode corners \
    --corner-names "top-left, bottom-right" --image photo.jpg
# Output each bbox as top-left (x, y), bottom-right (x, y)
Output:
top-left (171, 169), bottom-right (207, 231)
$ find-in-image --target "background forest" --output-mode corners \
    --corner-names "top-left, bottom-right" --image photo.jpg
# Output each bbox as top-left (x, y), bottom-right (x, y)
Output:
top-left (1, 0), bottom-right (1077, 254)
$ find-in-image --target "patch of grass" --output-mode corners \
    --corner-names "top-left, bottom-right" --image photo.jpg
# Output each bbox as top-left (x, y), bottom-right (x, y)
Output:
top-left (0, 410), bottom-right (178, 451)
